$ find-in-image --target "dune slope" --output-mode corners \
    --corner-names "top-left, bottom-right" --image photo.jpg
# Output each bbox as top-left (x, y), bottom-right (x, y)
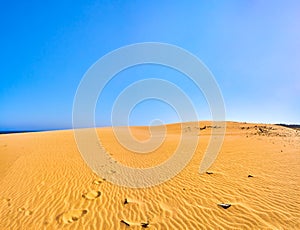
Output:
top-left (0, 122), bottom-right (299, 229)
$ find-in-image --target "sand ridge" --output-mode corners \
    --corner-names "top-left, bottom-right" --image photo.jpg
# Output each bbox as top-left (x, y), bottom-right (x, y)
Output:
top-left (0, 121), bottom-right (299, 229)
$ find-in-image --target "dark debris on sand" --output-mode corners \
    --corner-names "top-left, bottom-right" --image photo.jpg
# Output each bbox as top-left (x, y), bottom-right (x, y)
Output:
top-left (141, 221), bottom-right (149, 228)
top-left (218, 203), bottom-right (231, 209)
top-left (120, 220), bottom-right (130, 226)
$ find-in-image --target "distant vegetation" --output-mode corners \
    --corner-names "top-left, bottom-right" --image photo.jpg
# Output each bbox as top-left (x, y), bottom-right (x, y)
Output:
top-left (276, 124), bottom-right (300, 130)
top-left (0, 130), bottom-right (45, 134)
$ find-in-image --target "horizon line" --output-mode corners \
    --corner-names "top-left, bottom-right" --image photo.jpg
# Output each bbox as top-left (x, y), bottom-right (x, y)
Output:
top-left (1, 120), bottom-right (299, 134)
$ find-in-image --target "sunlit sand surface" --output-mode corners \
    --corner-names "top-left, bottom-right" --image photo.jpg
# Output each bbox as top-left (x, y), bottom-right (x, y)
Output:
top-left (0, 121), bottom-right (299, 229)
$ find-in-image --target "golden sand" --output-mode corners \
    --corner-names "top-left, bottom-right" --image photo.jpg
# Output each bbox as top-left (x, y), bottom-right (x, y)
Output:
top-left (0, 122), bottom-right (299, 229)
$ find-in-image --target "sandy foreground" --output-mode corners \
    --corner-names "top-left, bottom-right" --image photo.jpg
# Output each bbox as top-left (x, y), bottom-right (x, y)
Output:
top-left (0, 121), bottom-right (299, 229)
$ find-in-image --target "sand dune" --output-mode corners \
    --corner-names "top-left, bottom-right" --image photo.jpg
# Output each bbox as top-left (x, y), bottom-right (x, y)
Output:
top-left (0, 121), bottom-right (299, 229)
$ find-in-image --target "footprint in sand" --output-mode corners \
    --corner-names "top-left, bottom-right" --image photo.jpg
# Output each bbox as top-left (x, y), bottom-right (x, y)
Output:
top-left (93, 178), bottom-right (106, 185)
top-left (82, 190), bottom-right (101, 200)
top-left (58, 209), bottom-right (88, 224)
top-left (25, 210), bottom-right (33, 216)
top-left (3, 198), bottom-right (11, 206)
top-left (18, 207), bottom-right (33, 216)
top-left (18, 207), bottom-right (26, 212)
top-left (93, 180), bottom-right (102, 185)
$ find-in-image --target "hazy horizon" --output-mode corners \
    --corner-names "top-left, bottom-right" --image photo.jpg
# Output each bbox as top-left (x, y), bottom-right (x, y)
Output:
top-left (1, 120), bottom-right (300, 133)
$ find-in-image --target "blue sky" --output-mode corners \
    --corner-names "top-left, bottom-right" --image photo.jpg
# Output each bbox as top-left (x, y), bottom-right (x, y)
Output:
top-left (1, 0), bottom-right (300, 131)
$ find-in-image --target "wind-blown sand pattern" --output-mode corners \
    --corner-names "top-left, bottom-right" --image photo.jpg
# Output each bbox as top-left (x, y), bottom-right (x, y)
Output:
top-left (0, 121), bottom-right (299, 229)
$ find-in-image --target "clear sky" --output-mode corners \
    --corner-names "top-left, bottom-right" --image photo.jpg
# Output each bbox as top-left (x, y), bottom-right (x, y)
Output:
top-left (1, 0), bottom-right (300, 131)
